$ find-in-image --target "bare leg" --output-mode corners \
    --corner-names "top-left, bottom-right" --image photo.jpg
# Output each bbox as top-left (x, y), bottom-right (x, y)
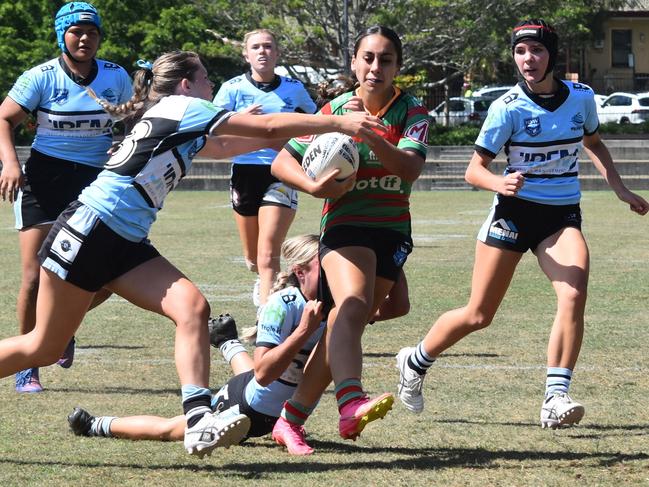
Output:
top-left (256, 205), bottom-right (295, 305)
top-left (322, 247), bottom-right (393, 382)
top-left (106, 256), bottom-right (211, 387)
top-left (535, 227), bottom-right (589, 369)
top-left (371, 269), bottom-right (410, 322)
top-left (422, 241), bottom-right (522, 355)
top-left (110, 415), bottom-right (186, 441)
top-left (0, 268), bottom-right (93, 376)
top-left (16, 226), bottom-right (51, 335)
top-left (233, 211), bottom-right (259, 274)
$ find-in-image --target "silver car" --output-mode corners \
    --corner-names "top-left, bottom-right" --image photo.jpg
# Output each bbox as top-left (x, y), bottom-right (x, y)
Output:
top-left (429, 97), bottom-right (493, 126)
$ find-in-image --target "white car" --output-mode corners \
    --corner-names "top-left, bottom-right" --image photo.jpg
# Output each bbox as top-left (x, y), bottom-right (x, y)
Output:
top-left (597, 92), bottom-right (649, 124)
top-left (472, 85), bottom-right (514, 100)
top-left (429, 97), bottom-right (493, 126)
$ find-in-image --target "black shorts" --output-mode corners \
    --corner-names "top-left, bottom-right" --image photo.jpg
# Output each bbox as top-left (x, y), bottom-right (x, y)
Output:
top-left (211, 370), bottom-right (277, 439)
top-left (15, 149), bottom-right (102, 229)
top-left (477, 195), bottom-right (582, 253)
top-left (38, 201), bottom-right (160, 292)
top-left (318, 225), bottom-right (413, 312)
top-left (229, 164), bottom-right (298, 216)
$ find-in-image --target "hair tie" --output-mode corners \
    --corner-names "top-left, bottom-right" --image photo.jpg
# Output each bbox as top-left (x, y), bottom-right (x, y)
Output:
top-left (136, 59), bottom-right (154, 71)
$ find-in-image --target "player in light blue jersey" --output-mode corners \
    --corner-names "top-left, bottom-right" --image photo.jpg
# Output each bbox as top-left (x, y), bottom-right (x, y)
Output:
top-left (396, 19), bottom-right (648, 429)
top-left (0, 2), bottom-right (132, 393)
top-left (66, 234), bottom-right (324, 456)
top-left (213, 29), bottom-right (317, 309)
top-left (0, 50), bottom-right (383, 458)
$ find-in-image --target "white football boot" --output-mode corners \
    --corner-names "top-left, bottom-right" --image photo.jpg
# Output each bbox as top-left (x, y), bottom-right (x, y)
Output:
top-left (184, 407), bottom-right (251, 457)
top-left (540, 392), bottom-right (585, 429)
top-left (396, 347), bottom-right (426, 413)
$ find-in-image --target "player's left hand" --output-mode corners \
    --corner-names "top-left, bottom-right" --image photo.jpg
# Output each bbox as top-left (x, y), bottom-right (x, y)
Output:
top-left (619, 188), bottom-right (649, 215)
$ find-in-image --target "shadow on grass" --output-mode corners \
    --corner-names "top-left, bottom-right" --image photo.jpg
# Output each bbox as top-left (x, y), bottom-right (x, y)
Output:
top-left (1, 444), bottom-right (647, 479)
top-left (364, 352), bottom-right (500, 359)
top-left (77, 345), bottom-right (146, 350)
top-left (434, 418), bottom-right (649, 432)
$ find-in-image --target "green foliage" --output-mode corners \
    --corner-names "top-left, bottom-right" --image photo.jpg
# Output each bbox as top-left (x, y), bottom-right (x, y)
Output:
top-left (599, 121), bottom-right (649, 135)
top-left (428, 124), bottom-right (481, 145)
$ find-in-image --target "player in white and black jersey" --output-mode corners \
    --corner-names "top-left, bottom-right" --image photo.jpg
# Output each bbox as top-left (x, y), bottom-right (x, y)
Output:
top-left (213, 29), bottom-right (317, 309)
top-left (0, 49), bottom-right (384, 458)
top-left (396, 19), bottom-right (648, 429)
top-left (0, 2), bottom-right (132, 393)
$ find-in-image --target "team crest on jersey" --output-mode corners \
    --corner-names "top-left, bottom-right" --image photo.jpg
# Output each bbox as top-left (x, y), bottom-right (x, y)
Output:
top-left (295, 134), bottom-right (316, 143)
top-left (103, 62), bottom-right (121, 70)
top-left (281, 97), bottom-right (294, 111)
top-left (571, 112), bottom-right (584, 131)
top-left (404, 120), bottom-right (429, 144)
top-left (101, 88), bottom-right (117, 104)
top-left (241, 95), bottom-right (255, 106)
top-left (524, 117), bottom-right (541, 137)
top-left (53, 89), bottom-right (69, 105)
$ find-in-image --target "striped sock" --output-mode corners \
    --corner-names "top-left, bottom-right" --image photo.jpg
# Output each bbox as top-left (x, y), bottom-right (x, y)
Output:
top-left (280, 399), bottom-right (315, 426)
top-left (89, 416), bottom-right (116, 437)
top-left (220, 339), bottom-right (246, 363)
top-left (181, 384), bottom-right (213, 428)
top-left (408, 342), bottom-right (436, 375)
top-left (335, 378), bottom-right (364, 412)
top-left (545, 367), bottom-right (572, 397)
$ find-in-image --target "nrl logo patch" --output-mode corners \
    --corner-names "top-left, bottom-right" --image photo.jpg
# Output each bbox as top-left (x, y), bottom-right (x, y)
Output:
top-left (524, 117), bottom-right (541, 137)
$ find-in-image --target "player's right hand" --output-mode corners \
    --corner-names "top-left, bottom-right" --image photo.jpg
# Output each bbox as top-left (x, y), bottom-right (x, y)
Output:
top-left (0, 164), bottom-right (24, 203)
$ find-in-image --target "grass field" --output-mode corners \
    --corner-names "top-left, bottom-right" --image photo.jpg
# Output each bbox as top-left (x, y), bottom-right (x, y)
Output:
top-left (1, 190), bottom-right (648, 486)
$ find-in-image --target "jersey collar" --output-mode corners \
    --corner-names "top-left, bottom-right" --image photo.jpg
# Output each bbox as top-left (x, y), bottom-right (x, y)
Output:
top-left (245, 71), bottom-right (281, 92)
top-left (58, 56), bottom-right (98, 86)
top-left (356, 86), bottom-right (402, 118)
top-left (518, 77), bottom-right (569, 112)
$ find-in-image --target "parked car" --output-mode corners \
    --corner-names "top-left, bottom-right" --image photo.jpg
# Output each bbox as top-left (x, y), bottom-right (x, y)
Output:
top-left (472, 85), bottom-right (514, 100)
top-left (429, 97), bottom-right (493, 126)
top-left (594, 93), bottom-right (607, 106)
top-left (597, 92), bottom-right (649, 124)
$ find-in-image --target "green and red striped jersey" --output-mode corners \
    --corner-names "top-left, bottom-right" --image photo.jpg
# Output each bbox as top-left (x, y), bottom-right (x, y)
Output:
top-left (286, 89), bottom-right (430, 237)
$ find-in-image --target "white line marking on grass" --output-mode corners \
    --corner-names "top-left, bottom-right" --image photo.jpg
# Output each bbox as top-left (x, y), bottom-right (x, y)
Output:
top-left (75, 355), bottom-right (646, 373)
top-left (363, 360), bottom-right (646, 373)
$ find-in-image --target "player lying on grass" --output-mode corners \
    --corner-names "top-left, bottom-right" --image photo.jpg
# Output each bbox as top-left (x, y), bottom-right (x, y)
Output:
top-left (68, 235), bottom-right (325, 447)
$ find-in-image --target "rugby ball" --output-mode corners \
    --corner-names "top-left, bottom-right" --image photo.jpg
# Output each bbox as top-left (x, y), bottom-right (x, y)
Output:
top-left (301, 132), bottom-right (359, 181)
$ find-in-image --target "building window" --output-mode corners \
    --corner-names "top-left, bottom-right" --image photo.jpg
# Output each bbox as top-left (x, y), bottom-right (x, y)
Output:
top-left (612, 29), bottom-right (632, 68)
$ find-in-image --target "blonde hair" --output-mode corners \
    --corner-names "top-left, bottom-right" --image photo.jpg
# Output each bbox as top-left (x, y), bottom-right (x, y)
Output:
top-left (240, 234), bottom-right (319, 342)
top-left (86, 51), bottom-right (202, 128)
top-left (242, 29), bottom-right (279, 52)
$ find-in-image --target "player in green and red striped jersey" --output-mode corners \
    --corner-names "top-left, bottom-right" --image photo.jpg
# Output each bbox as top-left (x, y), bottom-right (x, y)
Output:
top-left (270, 25), bottom-right (430, 453)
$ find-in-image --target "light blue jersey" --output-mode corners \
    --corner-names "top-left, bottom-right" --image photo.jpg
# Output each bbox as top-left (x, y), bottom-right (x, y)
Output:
top-left (8, 57), bottom-right (132, 167)
top-left (79, 96), bottom-right (232, 241)
top-left (475, 80), bottom-right (599, 205)
top-left (213, 72), bottom-right (316, 165)
top-left (244, 286), bottom-right (325, 417)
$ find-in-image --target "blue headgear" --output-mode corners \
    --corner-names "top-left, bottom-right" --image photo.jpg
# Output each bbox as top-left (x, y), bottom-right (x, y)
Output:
top-left (54, 2), bottom-right (102, 54)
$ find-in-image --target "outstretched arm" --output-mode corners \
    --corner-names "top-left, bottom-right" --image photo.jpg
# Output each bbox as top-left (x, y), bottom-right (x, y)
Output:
top-left (212, 111), bottom-right (384, 141)
top-left (583, 132), bottom-right (649, 215)
top-left (199, 135), bottom-right (285, 159)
